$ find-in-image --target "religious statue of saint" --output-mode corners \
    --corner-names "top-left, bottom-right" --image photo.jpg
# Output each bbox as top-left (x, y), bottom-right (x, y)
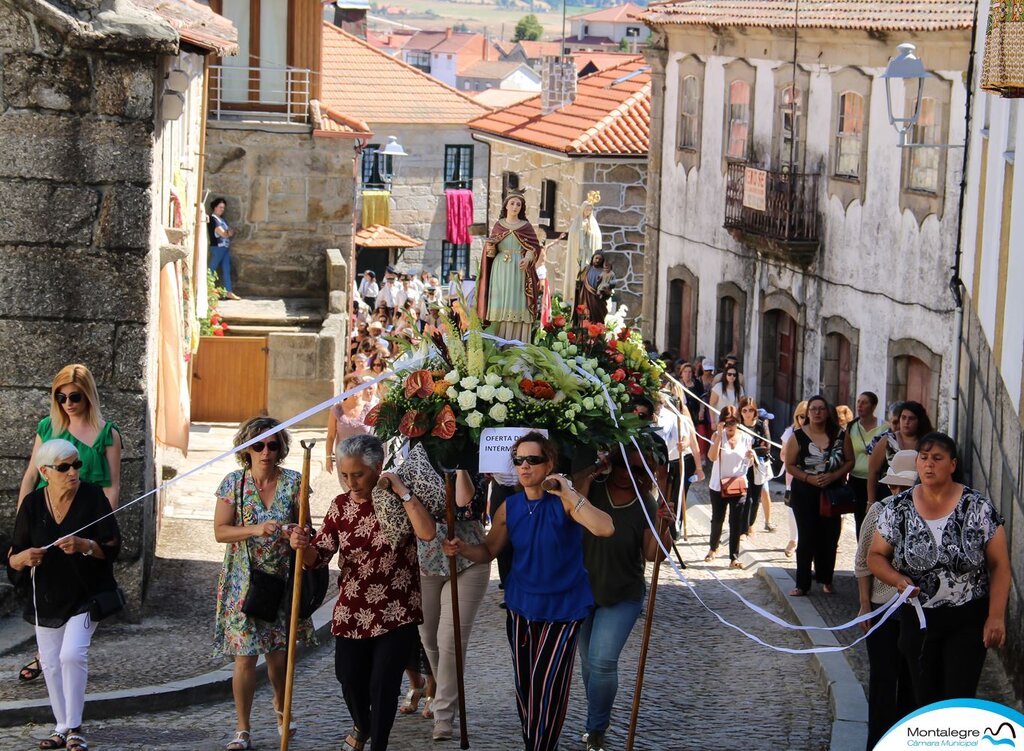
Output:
top-left (476, 192), bottom-right (542, 342)
top-left (563, 191), bottom-right (603, 302)
top-left (573, 252), bottom-right (614, 326)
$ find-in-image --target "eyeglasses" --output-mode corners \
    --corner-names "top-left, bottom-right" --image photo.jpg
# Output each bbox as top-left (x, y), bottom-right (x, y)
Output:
top-left (55, 392), bottom-right (84, 405)
top-left (251, 441), bottom-right (281, 453)
top-left (46, 460), bottom-right (83, 472)
top-left (726, 372), bottom-right (738, 378)
top-left (512, 455), bottom-right (546, 466)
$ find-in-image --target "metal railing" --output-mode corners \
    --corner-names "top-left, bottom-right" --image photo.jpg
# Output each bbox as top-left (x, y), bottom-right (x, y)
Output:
top-left (208, 64), bottom-right (312, 124)
top-left (724, 162), bottom-right (820, 246)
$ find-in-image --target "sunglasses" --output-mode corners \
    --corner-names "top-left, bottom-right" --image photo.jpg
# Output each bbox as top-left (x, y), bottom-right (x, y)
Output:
top-left (251, 441), bottom-right (281, 453)
top-left (726, 372), bottom-right (738, 377)
top-left (512, 455), bottom-right (546, 466)
top-left (55, 392), bottom-right (84, 405)
top-left (46, 460), bottom-right (83, 472)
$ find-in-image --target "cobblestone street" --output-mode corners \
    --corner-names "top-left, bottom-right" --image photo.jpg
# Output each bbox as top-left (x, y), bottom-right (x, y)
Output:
top-left (1, 425), bottom-right (1010, 751)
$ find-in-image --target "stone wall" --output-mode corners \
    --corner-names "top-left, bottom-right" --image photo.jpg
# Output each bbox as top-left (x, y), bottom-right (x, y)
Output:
top-left (0, 0), bottom-right (166, 614)
top-left (583, 160), bottom-right (648, 319)
top-left (959, 301), bottom-right (1024, 697)
top-left (204, 123), bottom-right (357, 298)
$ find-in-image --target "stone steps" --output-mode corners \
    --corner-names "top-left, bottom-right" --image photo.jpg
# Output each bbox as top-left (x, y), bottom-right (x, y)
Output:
top-left (225, 323), bottom-right (310, 336)
top-left (215, 297), bottom-right (325, 328)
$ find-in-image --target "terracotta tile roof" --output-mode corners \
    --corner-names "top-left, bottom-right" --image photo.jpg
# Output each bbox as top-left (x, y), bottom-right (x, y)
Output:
top-left (642, 0), bottom-right (975, 31)
top-left (571, 2), bottom-right (647, 23)
top-left (432, 32), bottom-right (486, 55)
top-left (469, 57), bottom-right (649, 157)
top-left (574, 51), bottom-right (640, 74)
top-left (460, 60), bottom-right (537, 80)
top-left (516, 40), bottom-right (563, 58)
top-left (130, 0), bottom-right (238, 55)
top-left (472, 88), bottom-right (539, 108)
top-left (355, 224), bottom-right (424, 248)
top-left (313, 104), bottom-right (373, 137)
top-left (321, 23), bottom-right (492, 124)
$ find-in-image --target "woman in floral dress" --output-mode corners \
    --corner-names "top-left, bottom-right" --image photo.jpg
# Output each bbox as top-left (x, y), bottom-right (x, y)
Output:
top-left (214, 417), bottom-right (316, 751)
top-left (783, 395), bottom-right (853, 596)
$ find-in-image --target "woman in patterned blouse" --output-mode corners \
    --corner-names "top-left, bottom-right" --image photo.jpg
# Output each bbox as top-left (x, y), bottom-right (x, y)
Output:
top-left (868, 432), bottom-right (1010, 707)
top-left (290, 435), bottom-right (436, 751)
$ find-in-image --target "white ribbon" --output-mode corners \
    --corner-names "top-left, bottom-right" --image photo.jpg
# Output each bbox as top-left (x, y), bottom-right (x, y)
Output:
top-left (665, 373), bottom-right (786, 451)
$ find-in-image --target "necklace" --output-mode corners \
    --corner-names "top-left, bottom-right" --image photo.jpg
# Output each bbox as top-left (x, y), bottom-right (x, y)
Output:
top-left (45, 488), bottom-right (71, 525)
top-left (252, 471), bottom-right (278, 492)
top-left (524, 493), bottom-right (545, 516)
top-left (604, 483), bottom-right (637, 509)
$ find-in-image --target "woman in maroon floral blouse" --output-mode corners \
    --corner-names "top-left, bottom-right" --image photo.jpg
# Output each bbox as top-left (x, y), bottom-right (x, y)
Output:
top-left (290, 434), bottom-right (436, 751)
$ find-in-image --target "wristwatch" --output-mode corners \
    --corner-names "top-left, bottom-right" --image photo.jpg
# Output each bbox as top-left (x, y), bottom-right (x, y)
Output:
top-left (400, 490), bottom-right (413, 503)
top-left (82, 540), bottom-right (94, 557)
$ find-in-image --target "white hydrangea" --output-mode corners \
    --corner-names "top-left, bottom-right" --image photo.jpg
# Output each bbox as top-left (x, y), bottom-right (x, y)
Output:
top-left (459, 376), bottom-right (480, 390)
top-left (457, 391), bottom-right (477, 411)
top-left (444, 369), bottom-right (461, 384)
top-left (495, 387), bottom-right (514, 403)
top-left (488, 403), bottom-right (508, 422)
top-left (477, 384), bottom-right (496, 402)
top-left (465, 410), bottom-right (483, 428)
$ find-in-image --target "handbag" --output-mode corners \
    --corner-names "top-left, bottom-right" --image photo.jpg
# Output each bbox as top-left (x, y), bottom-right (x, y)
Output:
top-left (819, 482), bottom-right (857, 517)
top-left (236, 470), bottom-right (288, 623)
top-left (89, 587), bottom-right (126, 621)
top-left (720, 474), bottom-right (748, 497)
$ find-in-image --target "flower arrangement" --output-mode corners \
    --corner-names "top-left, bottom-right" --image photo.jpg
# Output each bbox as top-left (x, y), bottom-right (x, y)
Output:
top-left (366, 297), bottom-right (660, 468)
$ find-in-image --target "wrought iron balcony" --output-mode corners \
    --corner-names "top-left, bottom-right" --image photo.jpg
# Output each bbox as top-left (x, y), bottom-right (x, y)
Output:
top-left (724, 162), bottom-right (820, 263)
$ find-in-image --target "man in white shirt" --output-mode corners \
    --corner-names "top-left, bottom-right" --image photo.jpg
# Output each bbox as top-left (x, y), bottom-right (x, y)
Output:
top-left (358, 270), bottom-right (379, 312)
top-left (376, 271), bottom-right (398, 318)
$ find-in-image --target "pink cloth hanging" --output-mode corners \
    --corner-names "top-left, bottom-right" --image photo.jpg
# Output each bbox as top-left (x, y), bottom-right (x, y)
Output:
top-left (445, 189), bottom-right (474, 245)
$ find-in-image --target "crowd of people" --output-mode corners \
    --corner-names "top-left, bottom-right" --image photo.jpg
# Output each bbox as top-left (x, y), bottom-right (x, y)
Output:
top-left (6, 348), bottom-right (1011, 751)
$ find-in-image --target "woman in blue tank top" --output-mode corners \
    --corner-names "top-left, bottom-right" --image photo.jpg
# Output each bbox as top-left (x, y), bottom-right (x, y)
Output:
top-left (445, 431), bottom-right (614, 751)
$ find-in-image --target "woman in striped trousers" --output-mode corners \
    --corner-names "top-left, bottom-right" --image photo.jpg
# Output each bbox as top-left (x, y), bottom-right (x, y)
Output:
top-left (445, 432), bottom-right (614, 750)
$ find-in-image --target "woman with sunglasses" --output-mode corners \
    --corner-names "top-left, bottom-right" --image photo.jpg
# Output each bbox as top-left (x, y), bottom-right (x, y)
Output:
top-left (779, 402), bottom-right (809, 558)
top-left (784, 395), bottom-right (853, 596)
top-left (19, 364), bottom-right (122, 512)
top-left (16, 364), bottom-right (122, 685)
top-left (213, 417), bottom-right (316, 750)
top-left (709, 367), bottom-right (743, 429)
top-left (443, 432), bottom-right (613, 751)
top-left (8, 439), bottom-right (121, 751)
top-left (705, 405), bottom-right (755, 567)
top-left (738, 397), bottom-right (773, 537)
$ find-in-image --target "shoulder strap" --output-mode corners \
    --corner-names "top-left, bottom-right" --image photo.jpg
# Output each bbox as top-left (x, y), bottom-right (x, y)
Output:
top-left (236, 470), bottom-right (253, 565)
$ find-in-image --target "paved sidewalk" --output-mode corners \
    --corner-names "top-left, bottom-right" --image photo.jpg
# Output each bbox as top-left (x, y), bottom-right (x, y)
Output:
top-left (0, 425), bottom-right (837, 750)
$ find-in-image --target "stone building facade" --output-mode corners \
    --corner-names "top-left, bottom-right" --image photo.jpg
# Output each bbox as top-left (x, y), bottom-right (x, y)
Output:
top-left (643, 1), bottom-right (971, 434)
top-left (204, 123), bottom-right (359, 297)
top-left (0, 0), bottom-right (235, 613)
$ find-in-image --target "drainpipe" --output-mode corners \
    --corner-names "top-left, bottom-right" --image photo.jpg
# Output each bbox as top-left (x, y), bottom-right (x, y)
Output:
top-left (948, 0), bottom-right (981, 439)
top-left (193, 55), bottom-right (212, 318)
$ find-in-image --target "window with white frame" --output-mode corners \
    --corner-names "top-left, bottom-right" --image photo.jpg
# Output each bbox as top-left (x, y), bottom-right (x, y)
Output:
top-left (679, 75), bottom-right (700, 150)
top-left (726, 80), bottom-right (751, 160)
top-left (835, 92), bottom-right (864, 178)
top-left (777, 84), bottom-right (802, 169)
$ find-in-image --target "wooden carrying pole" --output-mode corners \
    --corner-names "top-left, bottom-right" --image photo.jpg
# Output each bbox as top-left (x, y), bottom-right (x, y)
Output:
top-left (445, 471), bottom-right (471, 749)
top-left (280, 438), bottom-right (315, 751)
top-left (625, 519), bottom-right (666, 751)
top-left (675, 412), bottom-right (688, 540)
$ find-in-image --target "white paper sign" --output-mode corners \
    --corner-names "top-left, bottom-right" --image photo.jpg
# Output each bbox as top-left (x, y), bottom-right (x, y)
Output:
top-left (479, 427), bottom-right (549, 474)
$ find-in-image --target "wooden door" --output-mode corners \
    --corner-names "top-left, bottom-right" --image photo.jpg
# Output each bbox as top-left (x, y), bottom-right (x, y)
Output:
top-left (759, 310), bottom-right (798, 436)
top-left (191, 336), bottom-right (268, 422)
top-left (904, 356), bottom-right (932, 409)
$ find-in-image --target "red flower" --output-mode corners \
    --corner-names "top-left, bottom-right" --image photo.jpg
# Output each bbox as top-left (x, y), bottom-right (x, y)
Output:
top-left (611, 369), bottom-right (626, 382)
top-left (586, 322), bottom-right (607, 338)
top-left (213, 327), bottom-right (225, 337)
top-left (431, 405), bottom-right (457, 439)
top-left (552, 315), bottom-right (567, 328)
top-left (364, 404), bottom-right (381, 427)
top-left (403, 370), bottom-right (435, 399)
top-left (399, 410), bottom-right (429, 438)
top-left (628, 382), bottom-right (644, 396)
top-left (567, 332), bottom-right (577, 343)
top-left (519, 378), bottom-right (534, 393)
top-left (617, 327), bottom-right (631, 341)
top-left (606, 340), bottom-right (618, 351)
top-left (576, 304), bottom-right (588, 315)
top-left (614, 353), bottom-right (625, 364)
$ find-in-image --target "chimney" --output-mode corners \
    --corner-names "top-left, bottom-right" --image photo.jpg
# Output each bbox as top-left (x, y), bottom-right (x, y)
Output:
top-left (483, 34), bottom-right (490, 62)
top-left (541, 55), bottom-right (576, 115)
top-left (446, 27), bottom-right (453, 40)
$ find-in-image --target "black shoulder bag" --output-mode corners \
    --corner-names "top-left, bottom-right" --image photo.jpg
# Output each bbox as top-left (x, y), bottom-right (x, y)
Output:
top-left (237, 471), bottom-right (288, 622)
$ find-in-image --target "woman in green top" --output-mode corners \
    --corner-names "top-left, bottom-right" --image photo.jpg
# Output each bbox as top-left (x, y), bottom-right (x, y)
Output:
top-left (843, 391), bottom-right (886, 538)
top-left (576, 448), bottom-right (671, 751)
top-left (19, 364), bottom-right (122, 511)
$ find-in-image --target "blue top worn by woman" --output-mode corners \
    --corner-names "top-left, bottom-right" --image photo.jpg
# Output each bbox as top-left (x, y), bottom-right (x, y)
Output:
top-left (504, 490), bottom-right (594, 622)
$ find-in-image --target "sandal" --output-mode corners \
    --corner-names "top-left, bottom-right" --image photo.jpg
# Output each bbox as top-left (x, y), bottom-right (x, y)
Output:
top-left (784, 540), bottom-right (797, 558)
top-left (276, 709), bottom-right (297, 738)
top-left (822, 584), bottom-right (835, 595)
top-left (422, 697), bottom-right (434, 719)
top-left (38, 732), bottom-right (66, 750)
top-left (729, 559), bottom-right (744, 570)
top-left (341, 726), bottom-right (367, 751)
top-left (398, 683), bottom-right (425, 715)
top-left (703, 549), bottom-right (717, 563)
top-left (764, 522), bottom-right (777, 532)
top-left (65, 732), bottom-right (88, 751)
top-left (20, 657), bottom-right (43, 682)
top-left (789, 588), bottom-right (807, 597)
top-left (226, 730), bottom-right (251, 750)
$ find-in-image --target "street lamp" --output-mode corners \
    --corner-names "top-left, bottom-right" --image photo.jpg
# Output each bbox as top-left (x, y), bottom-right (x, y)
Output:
top-left (380, 135), bottom-right (408, 157)
top-left (881, 43), bottom-right (931, 147)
